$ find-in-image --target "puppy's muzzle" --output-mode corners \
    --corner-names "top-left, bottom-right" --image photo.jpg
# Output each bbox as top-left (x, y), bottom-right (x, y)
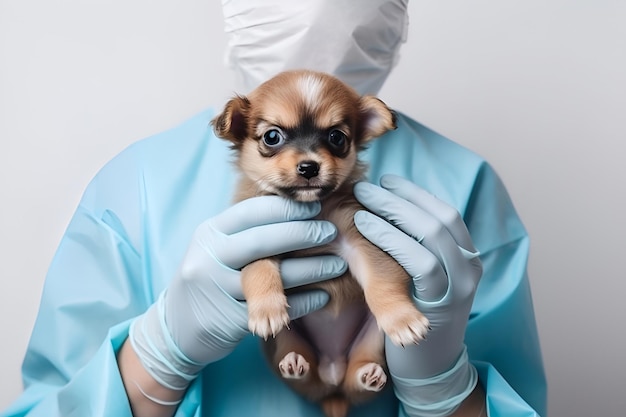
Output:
top-left (297, 160), bottom-right (320, 179)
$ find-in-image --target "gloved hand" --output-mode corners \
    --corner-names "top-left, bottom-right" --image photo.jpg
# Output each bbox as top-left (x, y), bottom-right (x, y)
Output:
top-left (130, 196), bottom-right (347, 391)
top-left (353, 175), bottom-right (483, 417)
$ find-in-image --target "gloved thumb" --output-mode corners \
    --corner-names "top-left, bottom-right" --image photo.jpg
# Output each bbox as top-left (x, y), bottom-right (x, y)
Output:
top-left (285, 290), bottom-right (330, 320)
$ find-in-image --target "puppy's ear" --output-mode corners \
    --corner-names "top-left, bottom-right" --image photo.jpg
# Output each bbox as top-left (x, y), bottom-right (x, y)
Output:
top-left (211, 95), bottom-right (251, 146)
top-left (358, 96), bottom-right (397, 143)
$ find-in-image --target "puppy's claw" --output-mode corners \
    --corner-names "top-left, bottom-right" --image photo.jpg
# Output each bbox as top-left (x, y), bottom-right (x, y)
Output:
top-left (248, 313), bottom-right (290, 340)
top-left (380, 309), bottom-right (430, 347)
top-left (246, 295), bottom-right (291, 339)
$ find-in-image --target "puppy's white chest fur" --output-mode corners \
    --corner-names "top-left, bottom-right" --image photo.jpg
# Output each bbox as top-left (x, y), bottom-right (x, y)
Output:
top-left (334, 236), bottom-right (368, 288)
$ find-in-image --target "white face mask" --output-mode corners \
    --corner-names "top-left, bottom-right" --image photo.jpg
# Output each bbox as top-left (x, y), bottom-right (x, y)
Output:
top-left (221, 0), bottom-right (409, 95)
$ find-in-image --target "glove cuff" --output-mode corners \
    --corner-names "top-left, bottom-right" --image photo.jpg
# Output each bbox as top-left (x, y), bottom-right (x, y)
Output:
top-left (392, 346), bottom-right (478, 417)
top-left (129, 292), bottom-right (205, 390)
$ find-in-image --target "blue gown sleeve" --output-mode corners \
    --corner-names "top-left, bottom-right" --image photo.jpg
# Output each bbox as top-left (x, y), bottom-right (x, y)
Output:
top-left (1, 198), bottom-right (145, 416)
top-left (463, 163), bottom-right (547, 417)
top-left (0, 118), bottom-right (211, 417)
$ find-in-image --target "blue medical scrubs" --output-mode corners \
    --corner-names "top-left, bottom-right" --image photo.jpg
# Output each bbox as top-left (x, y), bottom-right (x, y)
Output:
top-left (2, 110), bottom-right (546, 416)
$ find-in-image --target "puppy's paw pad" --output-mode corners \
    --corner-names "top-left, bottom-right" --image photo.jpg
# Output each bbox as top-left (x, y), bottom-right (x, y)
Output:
top-left (278, 352), bottom-right (310, 379)
top-left (357, 363), bottom-right (387, 392)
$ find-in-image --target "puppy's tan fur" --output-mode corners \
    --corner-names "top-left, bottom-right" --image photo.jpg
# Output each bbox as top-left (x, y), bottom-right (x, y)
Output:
top-left (212, 70), bottom-right (429, 417)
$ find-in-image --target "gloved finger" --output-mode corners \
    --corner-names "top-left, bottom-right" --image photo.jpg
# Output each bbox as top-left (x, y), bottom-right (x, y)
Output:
top-left (281, 256), bottom-right (348, 289)
top-left (379, 174), bottom-right (477, 252)
top-left (286, 290), bottom-right (330, 320)
top-left (354, 181), bottom-right (431, 242)
top-left (354, 181), bottom-right (462, 269)
top-left (209, 220), bottom-right (338, 269)
top-left (354, 210), bottom-right (448, 302)
top-left (378, 176), bottom-right (483, 289)
top-left (221, 256), bottom-right (348, 300)
top-left (210, 196), bottom-right (321, 234)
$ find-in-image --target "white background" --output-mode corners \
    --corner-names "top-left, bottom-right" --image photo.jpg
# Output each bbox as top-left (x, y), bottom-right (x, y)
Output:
top-left (1, 1), bottom-right (625, 416)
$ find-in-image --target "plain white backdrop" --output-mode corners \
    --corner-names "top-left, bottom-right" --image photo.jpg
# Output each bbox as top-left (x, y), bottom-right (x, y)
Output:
top-left (1, 1), bottom-right (625, 416)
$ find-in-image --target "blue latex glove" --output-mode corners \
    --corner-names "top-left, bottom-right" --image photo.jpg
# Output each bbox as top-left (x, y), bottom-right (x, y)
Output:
top-left (130, 196), bottom-right (347, 391)
top-left (354, 175), bottom-right (483, 417)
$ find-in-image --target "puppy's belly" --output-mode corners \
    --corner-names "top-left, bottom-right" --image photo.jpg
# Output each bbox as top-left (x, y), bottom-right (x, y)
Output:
top-left (295, 299), bottom-right (371, 360)
top-left (289, 235), bottom-right (375, 360)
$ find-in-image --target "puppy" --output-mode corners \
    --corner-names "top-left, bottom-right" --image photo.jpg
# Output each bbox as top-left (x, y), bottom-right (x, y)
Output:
top-left (212, 70), bottom-right (429, 417)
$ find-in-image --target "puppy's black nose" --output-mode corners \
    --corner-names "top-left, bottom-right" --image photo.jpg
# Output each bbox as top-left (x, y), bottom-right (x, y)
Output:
top-left (297, 161), bottom-right (320, 179)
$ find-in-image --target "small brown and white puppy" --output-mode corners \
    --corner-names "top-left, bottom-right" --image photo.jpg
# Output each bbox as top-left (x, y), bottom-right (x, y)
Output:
top-left (212, 70), bottom-right (429, 417)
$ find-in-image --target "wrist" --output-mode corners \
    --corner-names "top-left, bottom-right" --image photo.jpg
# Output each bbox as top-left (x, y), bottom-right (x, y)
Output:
top-left (129, 292), bottom-right (205, 390)
top-left (118, 340), bottom-right (184, 417)
top-left (392, 346), bottom-right (478, 417)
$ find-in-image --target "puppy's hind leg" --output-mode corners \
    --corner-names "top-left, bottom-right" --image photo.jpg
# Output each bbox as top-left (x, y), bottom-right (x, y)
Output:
top-left (342, 314), bottom-right (387, 404)
top-left (263, 326), bottom-right (333, 401)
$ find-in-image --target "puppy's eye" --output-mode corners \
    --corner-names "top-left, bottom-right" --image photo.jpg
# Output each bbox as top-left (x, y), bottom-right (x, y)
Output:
top-left (263, 129), bottom-right (285, 147)
top-left (328, 130), bottom-right (347, 148)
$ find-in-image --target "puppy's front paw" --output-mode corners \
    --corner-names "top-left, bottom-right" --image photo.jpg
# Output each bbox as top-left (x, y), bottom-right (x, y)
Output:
top-left (378, 305), bottom-right (430, 347)
top-left (278, 352), bottom-right (310, 380)
top-left (247, 293), bottom-right (290, 339)
top-left (356, 362), bottom-right (387, 392)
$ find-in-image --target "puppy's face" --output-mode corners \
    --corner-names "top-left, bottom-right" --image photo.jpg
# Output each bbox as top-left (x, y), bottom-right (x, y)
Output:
top-left (212, 70), bottom-right (396, 202)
